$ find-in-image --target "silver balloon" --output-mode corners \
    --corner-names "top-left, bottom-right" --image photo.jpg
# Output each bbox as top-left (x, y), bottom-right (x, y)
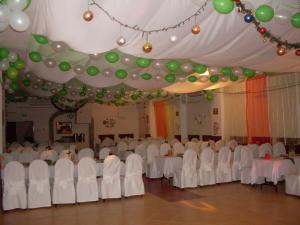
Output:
top-left (103, 68), bottom-right (113, 77)
top-left (154, 75), bottom-right (162, 80)
top-left (233, 68), bottom-right (243, 76)
top-left (73, 65), bottom-right (85, 75)
top-left (152, 60), bottom-right (163, 70)
top-left (199, 75), bottom-right (209, 83)
top-left (51, 41), bottom-right (67, 52)
top-left (208, 67), bottom-right (220, 75)
top-left (7, 0), bottom-right (27, 11)
top-left (9, 11), bottom-right (30, 32)
top-left (220, 76), bottom-right (229, 82)
top-left (70, 90), bottom-right (77, 96)
top-left (32, 83), bottom-right (39, 89)
top-left (170, 35), bottom-right (178, 43)
top-left (0, 21), bottom-right (8, 32)
top-left (0, 5), bottom-right (10, 23)
top-left (50, 89), bottom-right (57, 94)
top-left (130, 72), bottom-right (139, 80)
top-left (0, 59), bottom-right (9, 71)
top-left (121, 56), bottom-right (133, 65)
top-left (116, 36), bottom-right (126, 46)
top-left (178, 75), bottom-right (186, 82)
top-left (8, 52), bottom-right (18, 62)
top-left (44, 58), bottom-right (57, 68)
top-left (180, 63), bottom-right (193, 73)
top-left (89, 53), bottom-right (101, 60)
top-left (274, 9), bottom-right (290, 25)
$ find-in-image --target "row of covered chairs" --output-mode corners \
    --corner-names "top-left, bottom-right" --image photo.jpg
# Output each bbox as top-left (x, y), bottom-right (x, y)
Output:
top-left (2, 154), bottom-right (144, 211)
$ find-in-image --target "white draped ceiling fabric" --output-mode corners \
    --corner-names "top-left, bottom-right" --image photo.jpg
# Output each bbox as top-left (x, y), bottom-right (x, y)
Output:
top-left (1, 0), bottom-right (300, 94)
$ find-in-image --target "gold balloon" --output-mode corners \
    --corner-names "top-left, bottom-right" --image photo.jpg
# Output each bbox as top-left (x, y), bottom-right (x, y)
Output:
top-left (143, 42), bottom-right (152, 53)
top-left (277, 46), bottom-right (286, 56)
top-left (83, 10), bottom-right (93, 22)
top-left (191, 24), bottom-right (200, 34)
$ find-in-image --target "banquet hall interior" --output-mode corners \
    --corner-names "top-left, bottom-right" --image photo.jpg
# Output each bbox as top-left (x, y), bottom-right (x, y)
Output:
top-left (0, 0), bottom-right (300, 225)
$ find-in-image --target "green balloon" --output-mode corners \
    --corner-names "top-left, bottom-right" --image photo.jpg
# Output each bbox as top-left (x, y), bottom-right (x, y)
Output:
top-left (243, 68), bottom-right (256, 78)
top-left (96, 92), bottom-right (104, 99)
top-left (14, 59), bottom-right (26, 70)
top-left (230, 74), bottom-right (239, 81)
top-left (79, 91), bottom-right (86, 97)
top-left (115, 69), bottom-right (128, 79)
top-left (221, 67), bottom-right (232, 76)
top-left (29, 51), bottom-right (42, 62)
top-left (0, 48), bottom-right (9, 59)
top-left (210, 75), bottom-right (219, 83)
top-left (188, 75), bottom-right (198, 82)
top-left (10, 82), bottom-right (19, 91)
top-left (136, 58), bottom-right (151, 68)
top-left (212, 0), bottom-right (234, 14)
top-left (193, 64), bottom-right (207, 74)
top-left (166, 60), bottom-right (180, 72)
top-left (131, 95), bottom-right (139, 101)
top-left (141, 73), bottom-right (152, 80)
top-left (6, 67), bottom-right (19, 81)
top-left (206, 92), bottom-right (214, 101)
top-left (87, 66), bottom-right (100, 76)
top-left (59, 62), bottom-right (71, 71)
top-left (33, 34), bottom-right (49, 44)
top-left (23, 79), bottom-right (31, 87)
top-left (165, 73), bottom-right (176, 83)
top-left (105, 51), bottom-right (119, 63)
top-left (59, 89), bottom-right (68, 96)
top-left (291, 12), bottom-right (300, 28)
top-left (255, 5), bottom-right (274, 22)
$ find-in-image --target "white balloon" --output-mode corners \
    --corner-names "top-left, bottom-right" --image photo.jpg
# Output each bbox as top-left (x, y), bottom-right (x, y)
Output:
top-left (44, 58), bottom-right (57, 68)
top-left (208, 67), bottom-right (220, 75)
top-left (89, 53), bottom-right (101, 60)
top-left (9, 11), bottom-right (30, 32)
top-left (7, 0), bottom-right (27, 11)
top-left (51, 41), bottom-right (67, 52)
top-left (0, 5), bottom-right (10, 23)
top-left (170, 35), bottom-right (178, 43)
top-left (233, 68), bottom-right (242, 76)
top-left (274, 9), bottom-right (290, 25)
top-left (103, 68), bottom-right (113, 77)
top-left (177, 75), bottom-right (186, 82)
top-left (130, 72), bottom-right (139, 80)
top-left (154, 75), bottom-right (162, 80)
top-left (73, 65), bottom-right (85, 74)
top-left (121, 56), bottom-right (133, 65)
top-left (152, 60), bottom-right (163, 70)
top-left (8, 52), bottom-right (18, 62)
top-left (0, 59), bottom-right (9, 71)
top-left (180, 63), bottom-right (193, 73)
top-left (0, 21), bottom-right (8, 32)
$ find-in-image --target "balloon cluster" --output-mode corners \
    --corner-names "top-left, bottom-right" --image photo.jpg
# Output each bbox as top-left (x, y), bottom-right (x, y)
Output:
top-left (0, 47), bottom-right (26, 93)
top-left (0, 0), bottom-right (31, 32)
top-left (212, 0), bottom-right (300, 56)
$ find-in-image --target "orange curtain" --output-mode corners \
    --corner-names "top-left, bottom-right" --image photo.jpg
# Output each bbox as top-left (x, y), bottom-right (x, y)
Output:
top-left (246, 75), bottom-right (270, 144)
top-left (154, 101), bottom-right (168, 138)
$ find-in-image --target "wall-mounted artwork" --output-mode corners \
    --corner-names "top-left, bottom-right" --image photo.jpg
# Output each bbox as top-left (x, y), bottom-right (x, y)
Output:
top-left (56, 122), bottom-right (72, 134)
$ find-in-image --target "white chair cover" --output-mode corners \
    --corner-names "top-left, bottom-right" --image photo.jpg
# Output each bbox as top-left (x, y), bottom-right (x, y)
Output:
top-left (170, 138), bottom-right (179, 146)
top-left (128, 140), bottom-right (139, 150)
top-left (215, 140), bottom-right (225, 152)
top-left (231, 145), bottom-right (242, 181)
top-left (28, 160), bottom-right (51, 208)
top-left (40, 150), bottom-right (58, 162)
top-left (159, 143), bottom-right (171, 156)
top-left (248, 144), bottom-right (259, 158)
top-left (198, 147), bottom-right (216, 186)
top-left (101, 137), bottom-right (114, 147)
top-left (52, 159), bottom-right (75, 204)
top-left (285, 169), bottom-right (300, 196)
top-left (201, 141), bottom-right (209, 150)
top-left (18, 152), bottom-right (36, 163)
top-left (76, 157), bottom-right (98, 202)
top-left (272, 142), bottom-right (286, 157)
top-left (135, 144), bottom-right (147, 174)
top-left (216, 146), bottom-right (232, 183)
top-left (173, 142), bottom-right (185, 156)
top-left (78, 148), bottom-right (94, 160)
top-left (185, 142), bottom-right (198, 152)
top-left (122, 154), bottom-right (144, 197)
top-left (146, 144), bottom-right (163, 178)
top-left (258, 143), bottom-right (273, 158)
top-left (99, 148), bottom-right (111, 160)
top-left (191, 138), bottom-right (199, 143)
top-left (240, 146), bottom-right (254, 184)
top-left (173, 149), bottom-right (197, 188)
top-left (226, 139), bottom-right (238, 151)
top-left (117, 141), bottom-right (128, 152)
top-left (2, 161), bottom-right (27, 211)
top-left (1, 153), bottom-right (14, 167)
top-left (98, 155), bottom-right (121, 199)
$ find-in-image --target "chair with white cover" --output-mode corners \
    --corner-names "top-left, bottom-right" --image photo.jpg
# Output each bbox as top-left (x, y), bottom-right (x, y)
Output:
top-left (231, 145), bottom-right (243, 181)
top-left (216, 146), bottom-right (232, 183)
top-left (40, 149), bottom-right (58, 163)
top-left (28, 160), bottom-right (51, 209)
top-left (98, 155), bottom-right (121, 199)
top-left (18, 152), bottom-right (35, 164)
top-left (76, 157), bottom-right (98, 202)
top-left (101, 137), bottom-right (114, 147)
top-left (198, 147), bottom-right (216, 186)
top-left (122, 154), bottom-right (144, 197)
top-left (128, 140), bottom-right (139, 150)
top-left (52, 159), bottom-right (75, 204)
top-left (117, 141), bottom-right (128, 152)
top-left (285, 168), bottom-right (300, 196)
top-left (99, 148), bottom-right (111, 161)
top-left (2, 161), bottom-right (27, 211)
top-left (215, 140), bottom-right (225, 152)
top-left (185, 142), bottom-right (198, 152)
top-left (146, 144), bottom-right (163, 178)
top-left (135, 144), bottom-right (147, 173)
top-left (160, 143), bottom-right (171, 156)
top-left (226, 139), bottom-right (238, 151)
top-left (272, 142), bottom-right (286, 157)
top-left (1, 153), bottom-right (14, 168)
top-left (240, 146), bottom-right (254, 184)
top-left (258, 143), bottom-right (272, 158)
top-left (173, 149), bottom-right (197, 189)
top-left (78, 148), bottom-right (94, 160)
top-left (201, 141), bottom-right (209, 151)
top-left (173, 142), bottom-right (185, 156)
top-left (248, 144), bottom-right (259, 158)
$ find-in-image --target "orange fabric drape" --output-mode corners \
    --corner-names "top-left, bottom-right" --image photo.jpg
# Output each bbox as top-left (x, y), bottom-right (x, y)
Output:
top-left (246, 75), bottom-right (270, 144)
top-left (153, 101), bottom-right (168, 138)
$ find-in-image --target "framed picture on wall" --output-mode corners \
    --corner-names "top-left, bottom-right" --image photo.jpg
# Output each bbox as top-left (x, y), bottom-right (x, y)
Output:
top-left (56, 122), bottom-right (72, 134)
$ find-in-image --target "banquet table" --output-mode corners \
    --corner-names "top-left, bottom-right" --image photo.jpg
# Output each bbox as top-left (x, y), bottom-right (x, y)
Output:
top-left (154, 156), bottom-right (182, 178)
top-left (250, 157), bottom-right (300, 185)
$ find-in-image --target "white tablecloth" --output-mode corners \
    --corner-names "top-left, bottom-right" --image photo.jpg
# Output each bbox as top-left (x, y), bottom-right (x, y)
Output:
top-left (250, 157), bottom-right (299, 185)
top-left (154, 156), bottom-right (182, 178)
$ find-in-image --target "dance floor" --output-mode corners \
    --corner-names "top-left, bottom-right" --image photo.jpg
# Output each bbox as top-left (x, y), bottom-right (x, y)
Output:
top-left (1, 179), bottom-right (300, 225)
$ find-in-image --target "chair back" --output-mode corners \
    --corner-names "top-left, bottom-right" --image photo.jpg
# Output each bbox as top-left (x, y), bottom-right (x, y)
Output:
top-left (240, 146), bottom-right (254, 168)
top-left (54, 158), bottom-right (74, 183)
top-left (159, 143), bottom-right (170, 156)
top-left (103, 155), bottom-right (121, 179)
top-left (99, 148), bottom-right (111, 160)
top-left (146, 144), bottom-right (159, 164)
top-left (173, 142), bottom-right (185, 156)
top-left (272, 142), bottom-right (286, 157)
top-left (78, 148), bottom-right (94, 160)
top-left (125, 154), bottom-right (143, 177)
